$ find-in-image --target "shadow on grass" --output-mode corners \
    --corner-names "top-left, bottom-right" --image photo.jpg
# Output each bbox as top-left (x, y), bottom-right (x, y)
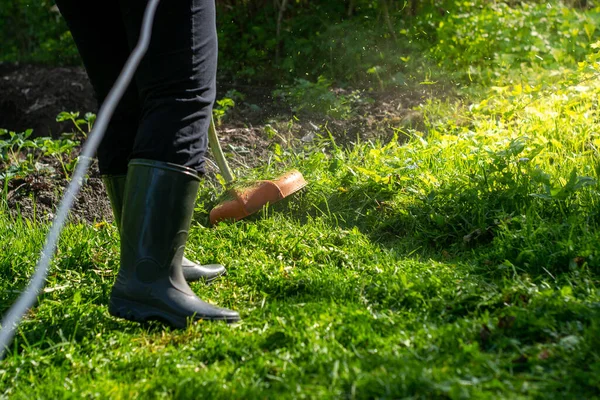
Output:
top-left (3, 296), bottom-right (182, 359)
top-left (216, 169), bottom-right (600, 282)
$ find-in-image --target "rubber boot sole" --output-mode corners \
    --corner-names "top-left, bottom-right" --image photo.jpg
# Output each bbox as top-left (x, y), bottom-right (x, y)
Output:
top-left (109, 296), bottom-right (241, 328)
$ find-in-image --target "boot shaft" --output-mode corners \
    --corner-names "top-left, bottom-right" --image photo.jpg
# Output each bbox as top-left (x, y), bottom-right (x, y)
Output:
top-left (103, 167), bottom-right (227, 284)
top-left (102, 175), bottom-right (127, 228)
top-left (109, 159), bottom-right (240, 325)
top-left (117, 159), bottom-right (200, 290)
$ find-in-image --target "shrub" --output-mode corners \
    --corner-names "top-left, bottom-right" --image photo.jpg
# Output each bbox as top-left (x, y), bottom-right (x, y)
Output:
top-left (432, 2), bottom-right (600, 81)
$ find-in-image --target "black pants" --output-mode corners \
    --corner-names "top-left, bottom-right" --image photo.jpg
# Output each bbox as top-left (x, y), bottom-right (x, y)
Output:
top-left (55, 0), bottom-right (217, 175)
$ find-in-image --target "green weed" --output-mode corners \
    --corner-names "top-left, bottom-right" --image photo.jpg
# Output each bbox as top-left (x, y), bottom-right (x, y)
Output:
top-left (273, 77), bottom-right (364, 119)
top-left (56, 111), bottom-right (95, 139)
top-left (432, 2), bottom-right (600, 83)
top-left (213, 90), bottom-right (244, 125)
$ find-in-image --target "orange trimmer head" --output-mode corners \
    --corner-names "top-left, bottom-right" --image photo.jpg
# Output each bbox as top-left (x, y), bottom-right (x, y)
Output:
top-left (209, 169), bottom-right (307, 225)
top-left (207, 117), bottom-right (308, 225)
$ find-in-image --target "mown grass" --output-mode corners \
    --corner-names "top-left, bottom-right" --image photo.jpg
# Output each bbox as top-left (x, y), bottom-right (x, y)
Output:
top-left (3, 210), bottom-right (598, 398)
top-left (3, 2), bottom-right (600, 398)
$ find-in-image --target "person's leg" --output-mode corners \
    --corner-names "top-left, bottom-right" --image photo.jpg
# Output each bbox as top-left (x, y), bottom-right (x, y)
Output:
top-left (108, 0), bottom-right (239, 324)
top-left (110, 159), bottom-right (240, 326)
top-left (119, 0), bottom-right (216, 174)
top-left (55, 0), bottom-right (139, 176)
top-left (57, 0), bottom-right (224, 284)
top-left (118, 0), bottom-right (227, 281)
top-left (102, 174), bottom-right (226, 283)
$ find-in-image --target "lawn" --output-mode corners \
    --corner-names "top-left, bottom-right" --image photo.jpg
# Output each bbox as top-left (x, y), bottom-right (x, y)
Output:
top-left (2, 2), bottom-right (600, 399)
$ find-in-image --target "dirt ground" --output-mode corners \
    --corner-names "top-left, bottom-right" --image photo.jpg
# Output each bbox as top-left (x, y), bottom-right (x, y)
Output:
top-left (0, 63), bottom-right (96, 138)
top-left (1, 63), bottom-right (438, 223)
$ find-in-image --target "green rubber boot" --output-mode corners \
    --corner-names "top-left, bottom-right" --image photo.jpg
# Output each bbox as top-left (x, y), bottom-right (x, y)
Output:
top-left (108, 159), bottom-right (240, 326)
top-left (102, 174), bottom-right (225, 283)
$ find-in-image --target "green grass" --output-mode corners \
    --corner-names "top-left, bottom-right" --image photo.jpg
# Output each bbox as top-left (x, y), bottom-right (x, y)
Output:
top-left (2, 212), bottom-right (597, 398)
top-left (3, 2), bottom-right (600, 398)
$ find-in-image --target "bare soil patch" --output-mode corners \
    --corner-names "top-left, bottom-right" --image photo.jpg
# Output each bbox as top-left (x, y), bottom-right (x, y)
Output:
top-left (6, 168), bottom-right (112, 224)
top-left (0, 63), bottom-right (96, 138)
top-left (1, 64), bottom-right (444, 223)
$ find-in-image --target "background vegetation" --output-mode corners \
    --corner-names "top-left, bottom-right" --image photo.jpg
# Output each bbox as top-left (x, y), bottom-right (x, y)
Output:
top-left (3, 1), bottom-right (592, 82)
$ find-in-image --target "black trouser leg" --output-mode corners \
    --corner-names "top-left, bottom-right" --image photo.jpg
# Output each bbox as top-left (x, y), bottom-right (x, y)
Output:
top-left (55, 0), bottom-right (139, 175)
top-left (120, 0), bottom-right (216, 174)
top-left (55, 0), bottom-right (216, 175)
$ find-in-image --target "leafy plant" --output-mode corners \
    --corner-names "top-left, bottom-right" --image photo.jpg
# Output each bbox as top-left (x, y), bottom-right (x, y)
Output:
top-left (0, 0), bottom-right (79, 65)
top-left (0, 121), bottom-right (82, 182)
top-left (212, 90), bottom-right (244, 125)
top-left (274, 76), bottom-right (356, 119)
top-left (432, 2), bottom-right (600, 82)
top-left (42, 137), bottom-right (79, 178)
top-left (0, 129), bottom-right (45, 179)
top-left (56, 111), bottom-right (96, 139)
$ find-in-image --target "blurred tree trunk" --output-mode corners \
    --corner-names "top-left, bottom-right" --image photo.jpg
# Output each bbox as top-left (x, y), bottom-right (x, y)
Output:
top-left (347, 0), bottom-right (355, 17)
top-left (379, 0), bottom-right (397, 41)
top-left (410, 0), bottom-right (419, 16)
top-left (275, 0), bottom-right (288, 64)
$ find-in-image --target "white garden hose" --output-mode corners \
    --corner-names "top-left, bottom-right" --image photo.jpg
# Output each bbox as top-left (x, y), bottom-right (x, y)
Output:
top-left (0, 0), bottom-right (161, 360)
